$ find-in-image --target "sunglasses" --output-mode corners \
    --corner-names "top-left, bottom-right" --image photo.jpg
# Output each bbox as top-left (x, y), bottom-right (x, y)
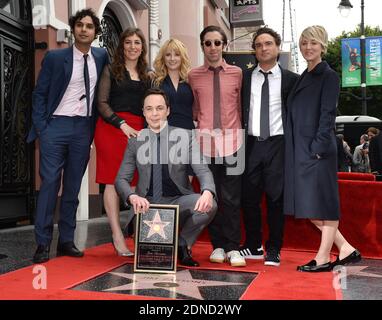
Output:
top-left (203, 40), bottom-right (224, 47)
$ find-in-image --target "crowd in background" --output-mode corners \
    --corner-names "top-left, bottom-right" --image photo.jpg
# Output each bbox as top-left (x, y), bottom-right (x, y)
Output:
top-left (337, 127), bottom-right (382, 175)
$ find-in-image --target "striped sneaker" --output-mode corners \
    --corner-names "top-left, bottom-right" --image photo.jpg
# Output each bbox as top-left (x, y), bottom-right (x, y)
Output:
top-left (239, 246), bottom-right (264, 260)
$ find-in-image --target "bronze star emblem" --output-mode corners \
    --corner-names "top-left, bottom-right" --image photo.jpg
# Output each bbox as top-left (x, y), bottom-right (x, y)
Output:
top-left (143, 210), bottom-right (171, 239)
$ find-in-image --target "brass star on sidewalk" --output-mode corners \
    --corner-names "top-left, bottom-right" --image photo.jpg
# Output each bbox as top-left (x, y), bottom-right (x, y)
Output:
top-left (342, 266), bottom-right (382, 278)
top-left (143, 210), bottom-right (170, 239)
top-left (104, 270), bottom-right (247, 300)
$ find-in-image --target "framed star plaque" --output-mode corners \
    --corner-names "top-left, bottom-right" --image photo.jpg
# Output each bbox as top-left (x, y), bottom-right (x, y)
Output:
top-left (134, 204), bottom-right (179, 273)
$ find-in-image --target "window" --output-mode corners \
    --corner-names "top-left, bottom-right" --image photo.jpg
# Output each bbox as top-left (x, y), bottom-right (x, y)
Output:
top-left (0, 0), bottom-right (30, 21)
top-left (0, 0), bottom-right (20, 17)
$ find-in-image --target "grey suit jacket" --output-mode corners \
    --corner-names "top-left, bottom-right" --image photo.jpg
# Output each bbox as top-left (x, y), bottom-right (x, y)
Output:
top-left (115, 125), bottom-right (216, 203)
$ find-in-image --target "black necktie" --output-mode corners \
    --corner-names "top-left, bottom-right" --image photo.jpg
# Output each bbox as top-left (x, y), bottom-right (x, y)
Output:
top-left (259, 70), bottom-right (272, 140)
top-left (209, 66), bottom-right (223, 129)
top-left (152, 135), bottom-right (162, 203)
top-left (83, 54), bottom-right (90, 117)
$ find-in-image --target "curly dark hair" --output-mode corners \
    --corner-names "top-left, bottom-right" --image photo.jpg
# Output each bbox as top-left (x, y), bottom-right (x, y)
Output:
top-left (111, 28), bottom-right (149, 83)
top-left (252, 27), bottom-right (282, 49)
top-left (69, 8), bottom-right (102, 37)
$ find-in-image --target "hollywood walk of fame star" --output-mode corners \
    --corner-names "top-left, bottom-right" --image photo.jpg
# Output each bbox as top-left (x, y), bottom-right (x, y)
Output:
top-left (143, 210), bottom-right (171, 239)
top-left (332, 265), bottom-right (382, 299)
top-left (340, 266), bottom-right (382, 278)
top-left (104, 270), bottom-right (247, 300)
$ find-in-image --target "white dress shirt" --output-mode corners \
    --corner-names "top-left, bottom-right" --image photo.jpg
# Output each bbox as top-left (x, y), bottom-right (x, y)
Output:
top-left (54, 45), bottom-right (97, 117)
top-left (248, 64), bottom-right (283, 137)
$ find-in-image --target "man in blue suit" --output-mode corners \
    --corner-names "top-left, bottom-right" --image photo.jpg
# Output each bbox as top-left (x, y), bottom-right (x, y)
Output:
top-left (28, 9), bottom-right (109, 263)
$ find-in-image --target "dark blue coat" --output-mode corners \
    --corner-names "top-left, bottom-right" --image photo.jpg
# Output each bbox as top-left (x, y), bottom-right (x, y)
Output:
top-left (284, 61), bottom-right (340, 220)
top-left (27, 46), bottom-right (109, 142)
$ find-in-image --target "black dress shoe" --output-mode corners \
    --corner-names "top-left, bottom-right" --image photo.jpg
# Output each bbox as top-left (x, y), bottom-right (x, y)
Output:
top-left (33, 245), bottom-right (50, 264)
top-left (297, 259), bottom-right (333, 272)
top-left (56, 242), bottom-right (84, 258)
top-left (178, 245), bottom-right (199, 267)
top-left (333, 249), bottom-right (361, 267)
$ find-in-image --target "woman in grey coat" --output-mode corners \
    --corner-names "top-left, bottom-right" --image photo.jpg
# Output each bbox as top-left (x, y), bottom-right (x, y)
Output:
top-left (284, 26), bottom-right (361, 272)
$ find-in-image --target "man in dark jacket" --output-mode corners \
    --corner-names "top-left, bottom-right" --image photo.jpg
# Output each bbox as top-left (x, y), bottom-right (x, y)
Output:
top-left (241, 27), bottom-right (299, 266)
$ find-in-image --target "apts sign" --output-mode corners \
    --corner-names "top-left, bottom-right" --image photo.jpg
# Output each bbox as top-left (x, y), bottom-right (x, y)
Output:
top-left (230, 0), bottom-right (264, 27)
top-left (234, 0), bottom-right (259, 5)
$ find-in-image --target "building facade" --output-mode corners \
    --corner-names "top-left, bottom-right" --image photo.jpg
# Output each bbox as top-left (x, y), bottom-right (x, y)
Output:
top-left (0, 0), bottom-right (231, 225)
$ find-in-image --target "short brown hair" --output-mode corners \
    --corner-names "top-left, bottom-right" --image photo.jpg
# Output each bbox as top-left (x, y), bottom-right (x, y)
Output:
top-left (200, 25), bottom-right (228, 46)
top-left (143, 88), bottom-right (170, 108)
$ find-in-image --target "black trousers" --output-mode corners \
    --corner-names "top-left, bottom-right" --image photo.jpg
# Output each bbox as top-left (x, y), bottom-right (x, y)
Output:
top-left (241, 135), bottom-right (285, 252)
top-left (208, 155), bottom-right (242, 252)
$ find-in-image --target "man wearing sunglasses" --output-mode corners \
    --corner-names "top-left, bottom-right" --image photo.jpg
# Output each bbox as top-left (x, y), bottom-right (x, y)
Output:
top-left (188, 26), bottom-right (245, 267)
top-left (240, 27), bottom-right (298, 267)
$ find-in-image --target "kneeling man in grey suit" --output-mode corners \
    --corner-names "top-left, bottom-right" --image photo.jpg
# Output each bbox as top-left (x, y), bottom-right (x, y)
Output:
top-left (115, 88), bottom-right (217, 267)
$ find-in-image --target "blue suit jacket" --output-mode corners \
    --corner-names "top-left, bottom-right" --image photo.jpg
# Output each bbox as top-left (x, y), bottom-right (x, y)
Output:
top-left (27, 46), bottom-right (109, 142)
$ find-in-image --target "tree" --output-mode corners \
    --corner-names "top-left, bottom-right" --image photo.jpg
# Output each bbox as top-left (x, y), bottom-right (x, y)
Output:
top-left (325, 25), bottom-right (382, 119)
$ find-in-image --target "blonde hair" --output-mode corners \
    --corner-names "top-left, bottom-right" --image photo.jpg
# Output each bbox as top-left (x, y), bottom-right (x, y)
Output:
top-left (153, 38), bottom-right (191, 87)
top-left (299, 25), bottom-right (328, 55)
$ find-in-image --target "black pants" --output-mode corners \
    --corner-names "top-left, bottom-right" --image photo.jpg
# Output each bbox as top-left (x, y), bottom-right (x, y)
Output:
top-left (241, 135), bottom-right (285, 252)
top-left (208, 155), bottom-right (242, 252)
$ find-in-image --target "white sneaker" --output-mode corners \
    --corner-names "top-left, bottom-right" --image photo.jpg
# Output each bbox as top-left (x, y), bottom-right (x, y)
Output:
top-left (227, 250), bottom-right (247, 267)
top-left (209, 248), bottom-right (226, 263)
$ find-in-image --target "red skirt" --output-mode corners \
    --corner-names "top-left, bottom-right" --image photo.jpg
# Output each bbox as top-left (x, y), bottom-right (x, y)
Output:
top-left (94, 111), bottom-right (144, 185)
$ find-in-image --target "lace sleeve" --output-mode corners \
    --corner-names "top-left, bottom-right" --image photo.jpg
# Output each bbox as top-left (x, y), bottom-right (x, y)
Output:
top-left (97, 65), bottom-right (123, 128)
